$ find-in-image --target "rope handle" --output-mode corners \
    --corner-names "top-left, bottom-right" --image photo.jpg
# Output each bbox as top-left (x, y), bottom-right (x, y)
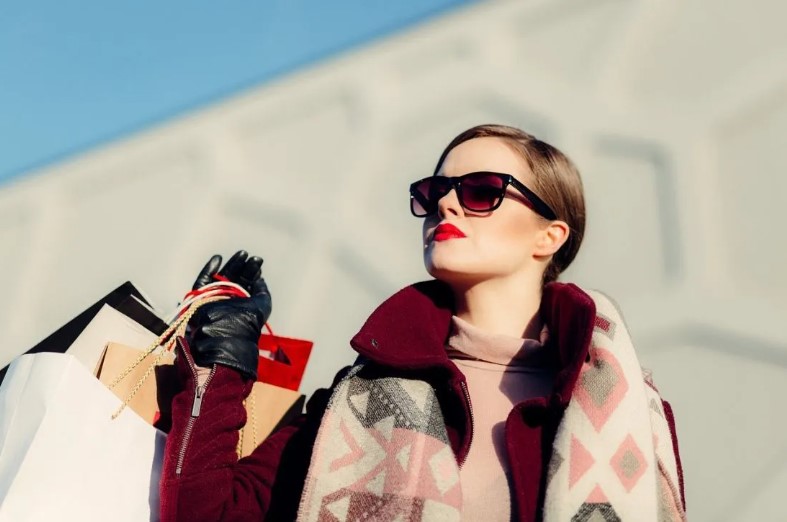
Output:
top-left (110, 294), bottom-right (232, 419)
top-left (109, 279), bottom-right (273, 424)
top-left (107, 293), bottom-right (228, 390)
top-left (109, 281), bottom-right (251, 419)
top-left (236, 391), bottom-right (258, 459)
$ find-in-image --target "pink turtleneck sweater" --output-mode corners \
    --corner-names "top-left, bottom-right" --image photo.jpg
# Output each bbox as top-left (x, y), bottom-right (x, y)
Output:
top-left (446, 316), bottom-right (555, 522)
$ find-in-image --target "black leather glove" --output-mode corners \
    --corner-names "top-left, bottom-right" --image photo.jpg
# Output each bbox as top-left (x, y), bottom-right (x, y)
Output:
top-left (188, 250), bottom-right (272, 380)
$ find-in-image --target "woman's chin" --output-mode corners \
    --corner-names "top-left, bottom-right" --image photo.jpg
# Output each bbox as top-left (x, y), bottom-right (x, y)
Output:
top-left (425, 262), bottom-right (480, 285)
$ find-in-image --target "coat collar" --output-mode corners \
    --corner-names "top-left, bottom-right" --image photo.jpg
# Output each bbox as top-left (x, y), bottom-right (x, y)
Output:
top-left (350, 279), bottom-right (455, 370)
top-left (350, 279), bottom-right (597, 404)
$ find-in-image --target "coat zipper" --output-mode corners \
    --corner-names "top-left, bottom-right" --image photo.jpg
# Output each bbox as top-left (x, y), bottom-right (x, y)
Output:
top-left (458, 379), bottom-right (474, 468)
top-left (175, 340), bottom-right (216, 476)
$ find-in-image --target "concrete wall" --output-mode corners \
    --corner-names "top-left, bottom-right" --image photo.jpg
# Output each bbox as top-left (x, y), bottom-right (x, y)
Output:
top-left (1, 0), bottom-right (785, 519)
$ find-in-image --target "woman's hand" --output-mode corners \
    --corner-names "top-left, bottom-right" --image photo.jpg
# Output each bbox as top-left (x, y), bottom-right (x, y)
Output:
top-left (188, 250), bottom-right (272, 380)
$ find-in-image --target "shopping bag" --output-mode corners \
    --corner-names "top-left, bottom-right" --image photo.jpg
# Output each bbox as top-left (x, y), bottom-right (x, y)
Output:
top-left (95, 342), bottom-right (305, 456)
top-left (91, 280), bottom-right (310, 455)
top-left (93, 343), bottom-right (178, 428)
top-left (237, 380), bottom-right (305, 458)
top-left (257, 326), bottom-right (313, 391)
top-left (0, 281), bottom-right (167, 385)
top-left (175, 282), bottom-right (314, 391)
top-left (0, 353), bottom-right (165, 522)
top-left (67, 303), bottom-right (163, 374)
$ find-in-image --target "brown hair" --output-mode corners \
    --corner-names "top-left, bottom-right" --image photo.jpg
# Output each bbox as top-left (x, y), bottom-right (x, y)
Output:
top-left (433, 124), bottom-right (586, 285)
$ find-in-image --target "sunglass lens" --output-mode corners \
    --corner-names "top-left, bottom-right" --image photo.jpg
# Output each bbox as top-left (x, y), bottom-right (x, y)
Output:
top-left (460, 173), bottom-right (505, 211)
top-left (411, 177), bottom-right (452, 216)
top-left (410, 178), bottom-right (435, 216)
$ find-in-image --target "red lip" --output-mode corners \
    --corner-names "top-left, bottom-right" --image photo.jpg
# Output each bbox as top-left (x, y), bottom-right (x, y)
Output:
top-left (433, 223), bottom-right (467, 241)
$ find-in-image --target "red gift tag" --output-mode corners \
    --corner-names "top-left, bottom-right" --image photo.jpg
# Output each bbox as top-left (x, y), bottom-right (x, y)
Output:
top-left (257, 324), bottom-right (313, 391)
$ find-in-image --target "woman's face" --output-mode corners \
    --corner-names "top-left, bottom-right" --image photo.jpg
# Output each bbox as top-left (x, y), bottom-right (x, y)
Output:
top-left (423, 137), bottom-right (552, 286)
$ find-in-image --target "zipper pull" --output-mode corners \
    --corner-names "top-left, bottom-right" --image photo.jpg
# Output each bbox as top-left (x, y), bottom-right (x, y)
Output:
top-left (191, 385), bottom-right (205, 417)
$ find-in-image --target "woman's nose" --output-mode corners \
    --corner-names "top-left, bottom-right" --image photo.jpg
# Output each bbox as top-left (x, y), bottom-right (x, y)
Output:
top-left (437, 187), bottom-right (463, 219)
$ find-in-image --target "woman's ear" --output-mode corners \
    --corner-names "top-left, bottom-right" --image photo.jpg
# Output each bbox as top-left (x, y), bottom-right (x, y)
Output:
top-left (534, 220), bottom-right (570, 257)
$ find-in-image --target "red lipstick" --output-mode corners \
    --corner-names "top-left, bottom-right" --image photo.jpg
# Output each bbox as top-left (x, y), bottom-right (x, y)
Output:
top-left (433, 223), bottom-right (467, 242)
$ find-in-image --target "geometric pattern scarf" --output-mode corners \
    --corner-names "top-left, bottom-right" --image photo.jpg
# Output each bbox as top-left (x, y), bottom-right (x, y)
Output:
top-left (297, 289), bottom-right (685, 521)
top-left (296, 366), bottom-right (462, 521)
top-left (543, 290), bottom-right (686, 522)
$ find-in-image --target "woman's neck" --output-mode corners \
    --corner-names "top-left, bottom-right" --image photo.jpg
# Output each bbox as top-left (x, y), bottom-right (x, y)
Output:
top-left (452, 272), bottom-right (544, 340)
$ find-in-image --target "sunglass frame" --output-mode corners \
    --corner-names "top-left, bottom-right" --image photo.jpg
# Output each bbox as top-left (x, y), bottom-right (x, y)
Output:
top-left (409, 171), bottom-right (557, 220)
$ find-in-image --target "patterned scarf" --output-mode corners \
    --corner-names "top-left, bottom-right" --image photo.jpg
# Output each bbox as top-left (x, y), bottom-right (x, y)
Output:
top-left (297, 290), bottom-right (685, 521)
top-left (543, 290), bottom-right (685, 521)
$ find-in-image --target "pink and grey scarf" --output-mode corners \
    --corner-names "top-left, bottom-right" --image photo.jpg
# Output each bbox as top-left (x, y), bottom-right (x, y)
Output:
top-left (297, 290), bottom-right (686, 521)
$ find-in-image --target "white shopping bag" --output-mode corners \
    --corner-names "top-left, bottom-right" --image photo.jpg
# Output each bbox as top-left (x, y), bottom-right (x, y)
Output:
top-left (0, 353), bottom-right (165, 522)
top-left (66, 303), bottom-right (160, 372)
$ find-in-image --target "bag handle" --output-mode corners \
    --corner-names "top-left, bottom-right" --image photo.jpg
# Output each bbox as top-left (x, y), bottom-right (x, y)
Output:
top-left (109, 282), bottom-right (251, 419)
top-left (237, 393), bottom-right (258, 458)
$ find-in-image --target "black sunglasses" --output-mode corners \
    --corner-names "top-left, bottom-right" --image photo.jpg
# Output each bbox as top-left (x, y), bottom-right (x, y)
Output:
top-left (409, 171), bottom-right (557, 220)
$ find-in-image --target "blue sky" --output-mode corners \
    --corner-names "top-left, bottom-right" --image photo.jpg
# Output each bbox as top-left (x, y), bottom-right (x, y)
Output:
top-left (0, 1), bottom-right (474, 184)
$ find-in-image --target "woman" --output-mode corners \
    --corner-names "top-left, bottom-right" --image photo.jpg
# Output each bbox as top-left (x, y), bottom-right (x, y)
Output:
top-left (160, 124), bottom-right (686, 521)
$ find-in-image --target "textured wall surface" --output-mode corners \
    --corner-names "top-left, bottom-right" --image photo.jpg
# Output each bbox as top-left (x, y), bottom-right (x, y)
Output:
top-left (1, 0), bottom-right (785, 519)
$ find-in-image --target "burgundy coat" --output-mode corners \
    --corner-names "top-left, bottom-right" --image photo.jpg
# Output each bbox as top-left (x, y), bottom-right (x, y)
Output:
top-left (159, 281), bottom-right (685, 521)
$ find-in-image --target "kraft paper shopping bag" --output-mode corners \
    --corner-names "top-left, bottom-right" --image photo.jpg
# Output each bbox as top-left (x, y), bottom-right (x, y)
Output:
top-left (95, 342), bottom-right (305, 456)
